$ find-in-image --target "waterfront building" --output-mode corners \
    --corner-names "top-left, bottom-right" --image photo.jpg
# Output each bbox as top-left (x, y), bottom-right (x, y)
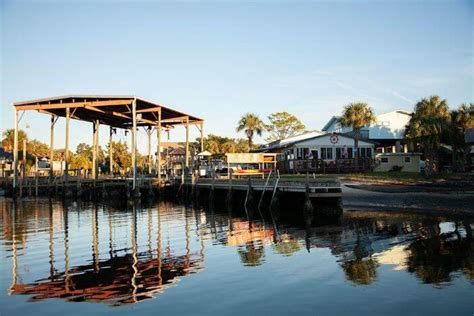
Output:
top-left (259, 132), bottom-right (376, 173)
top-left (321, 110), bottom-right (412, 153)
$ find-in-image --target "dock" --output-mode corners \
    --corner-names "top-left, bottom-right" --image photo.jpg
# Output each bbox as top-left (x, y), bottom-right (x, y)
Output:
top-left (188, 177), bottom-right (342, 198)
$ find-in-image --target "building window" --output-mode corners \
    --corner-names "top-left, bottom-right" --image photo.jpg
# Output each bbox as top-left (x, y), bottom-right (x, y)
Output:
top-left (376, 121), bottom-right (390, 127)
top-left (381, 157), bottom-right (389, 163)
top-left (336, 148), bottom-right (341, 159)
top-left (296, 148), bottom-right (303, 160)
top-left (404, 156), bottom-right (411, 163)
top-left (321, 147), bottom-right (333, 160)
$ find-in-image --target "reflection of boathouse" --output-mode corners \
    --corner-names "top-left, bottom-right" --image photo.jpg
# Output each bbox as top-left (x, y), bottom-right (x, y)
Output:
top-left (6, 201), bottom-right (205, 305)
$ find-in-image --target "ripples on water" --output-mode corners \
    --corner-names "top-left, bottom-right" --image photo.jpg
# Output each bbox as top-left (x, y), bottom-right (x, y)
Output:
top-left (0, 198), bottom-right (472, 315)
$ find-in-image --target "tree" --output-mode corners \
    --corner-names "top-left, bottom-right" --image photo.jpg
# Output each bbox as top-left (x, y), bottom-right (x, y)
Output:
top-left (449, 103), bottom-right (473, 172)
top-left (339, 103), bottom-right (376, 162)
top-left (195, 134), bottom-right (250, 154)
top-left (1, 129), bottom-right (28, 152)
top-left (405, 96), bottom-right (451, 176)
top-left (107, 141), bottom-right (132, 173)
top-left (235, 138), bottom-right (249, 153)
top-left (27, 139), bottom-right (50, 158)
top-left (236, 113), bottom-right (265, 150)
top-left (265, 112), bottom-right (306, 142)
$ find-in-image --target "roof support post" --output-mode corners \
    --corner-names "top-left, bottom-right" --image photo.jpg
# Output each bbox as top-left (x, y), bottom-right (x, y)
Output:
top-left (109, 127), bottom-right (113, 176)
top-left (185, 116), bottom-right (189, 169)
top-left (132, 99), bottom-right (137, 190)
top-left (49, 115), bottom-right (55, 184)
top-left (200, 122), bottom-right (204, 152)
top-left (13, 108), bottom-right (19, 193)
top-left (21, 139), bottom-right (26, 197)
top-left (147, 128), bottom-right (152, 175)
top-left (92, 120), bottom-right (99, 180)
top-left (64, 107), bottom-right (70, 182)
top-left (156, 108), bottom-right (162, 182)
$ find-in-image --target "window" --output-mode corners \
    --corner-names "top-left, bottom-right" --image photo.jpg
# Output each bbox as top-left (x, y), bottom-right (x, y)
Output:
top-left (358, 148), bottom-right (372, 158)
top-left (376, 121), bottom-right (390, 127)
top-left (381, 157), bottom-right (389, 163)
top-left (404, 156), bottom-right (411, 163)
top-left (298, 148), bottom-right (303, 159)
top-left (321, 147), bottom-right (333, 160)
top-left (347, 148), bottom-right (353, 159)
top-left (336, 148), bottom-right (342, 159)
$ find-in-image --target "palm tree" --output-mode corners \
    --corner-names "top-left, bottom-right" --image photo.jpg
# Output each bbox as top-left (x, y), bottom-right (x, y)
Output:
top-left (449, 103), bottom-right (473, 172)
top-left (1, 129), bottom-right (28, 152)
top-left (236, 113), bottom-right (265, 150)
top-left (405, 95), bottom-right (451, 176)
top-left (339, 103), bottom-right (376, 163)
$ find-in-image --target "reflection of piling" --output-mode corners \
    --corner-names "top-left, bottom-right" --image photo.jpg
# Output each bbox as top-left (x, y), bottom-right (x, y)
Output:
top-left (92, 205), bottom-right (100, 273)
top-left (226, 171), bottom-right (233, 204)
top-left (9, 200), bottom-right (18, 294)
top-left (244, 177), bottom-right (254, 209)
top-left (209, 173), bottom-right (216, 202)
top-left (48, 200), bottom-right (55, 279)
top-left (303, 186), bottom-right (314, 227)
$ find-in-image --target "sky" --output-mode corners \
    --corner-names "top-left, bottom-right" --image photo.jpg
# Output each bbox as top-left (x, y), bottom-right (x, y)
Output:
top-left (1, 0), bottom-right (473, 154)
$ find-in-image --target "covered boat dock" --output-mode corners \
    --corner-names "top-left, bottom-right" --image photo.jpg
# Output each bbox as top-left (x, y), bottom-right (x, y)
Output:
top-left (11, 95), bottom-right (204, 195)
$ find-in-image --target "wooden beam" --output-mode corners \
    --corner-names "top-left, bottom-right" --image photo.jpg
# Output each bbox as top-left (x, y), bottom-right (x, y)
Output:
top-left (162, 120), bottom-right (204, 127)
top-left (161, 115), bottom-right (189, 123)
top-left (37, 109), bottom-right (58, 117)
top-left (110, 111), bottom-right (156, 125)
top-left (84, 105), bottom-right (106, 113)
top-left (15, 99), bottom-right (132, 111)
top-left (136, 107), bottom-right (161, 113)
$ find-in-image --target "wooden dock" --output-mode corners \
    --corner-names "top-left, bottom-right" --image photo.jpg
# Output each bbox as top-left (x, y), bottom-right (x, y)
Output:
top-left (188, 178), bottom-right (342, 198)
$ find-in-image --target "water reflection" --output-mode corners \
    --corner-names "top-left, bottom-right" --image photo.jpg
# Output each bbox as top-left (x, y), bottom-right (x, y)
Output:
top-left (0, 199), bottom-right (473, 307)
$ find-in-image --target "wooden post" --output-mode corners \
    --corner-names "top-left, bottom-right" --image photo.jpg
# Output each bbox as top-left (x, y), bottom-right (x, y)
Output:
top-left (109, 126), bottom-right (113, 176)
top-left (132, 99), bottom-right (137, 190)
top-left (200, 122), bottom-right (204, 152)
top-left (147, 127), bottom-right (152, 175)
top-left (92, 120), bottom-right (99, 180)
top-left (20, 139), bottom-right (26, 197)
top-left (156, 109), bottom-right (162, 182)
top-left (35, 157), bottom-right (38, 197)
top-left (13, 109), bottom-right (19, 192)
top-left (92, 122), bottom-right (96, 181)
top-left (49, 115), bottom-right (55, 184)
top-left (185, 116), bottom-right (189, 169)
top-left (64, 107), bottom-right (70, 182)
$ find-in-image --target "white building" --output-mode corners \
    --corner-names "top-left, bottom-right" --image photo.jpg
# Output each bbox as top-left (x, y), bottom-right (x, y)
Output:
top-left (321, 110), bottom-right (412, 153)
top-left (259, 132), bottom-right (376, 173)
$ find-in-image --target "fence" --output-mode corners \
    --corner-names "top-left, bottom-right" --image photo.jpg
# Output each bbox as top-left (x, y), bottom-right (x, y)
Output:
top-left (277, 158), bottom-right (375, 174)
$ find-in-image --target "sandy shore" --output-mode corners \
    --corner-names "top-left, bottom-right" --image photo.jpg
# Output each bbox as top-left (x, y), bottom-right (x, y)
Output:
top-left (342, 183), bottom-right (474, 216)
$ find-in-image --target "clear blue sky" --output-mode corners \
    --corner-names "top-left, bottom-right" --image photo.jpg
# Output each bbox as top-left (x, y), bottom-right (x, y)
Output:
top-left (1, 0), bottom-right (473, 153)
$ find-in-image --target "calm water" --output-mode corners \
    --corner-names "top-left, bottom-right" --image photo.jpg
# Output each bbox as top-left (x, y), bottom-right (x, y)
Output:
top-left (0, 198), bottom-right (473, 316)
